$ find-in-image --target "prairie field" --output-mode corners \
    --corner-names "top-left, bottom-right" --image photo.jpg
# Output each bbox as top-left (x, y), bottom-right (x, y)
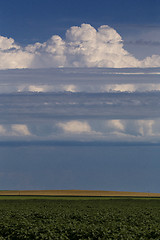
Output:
top-left (0, 197), bottom-right (160, 239)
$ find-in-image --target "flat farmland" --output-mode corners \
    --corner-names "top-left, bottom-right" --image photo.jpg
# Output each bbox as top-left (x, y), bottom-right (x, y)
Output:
top-left (0, 189), bottom-right (160, 197)
top-left (0, 197), bottom-right (160, 239)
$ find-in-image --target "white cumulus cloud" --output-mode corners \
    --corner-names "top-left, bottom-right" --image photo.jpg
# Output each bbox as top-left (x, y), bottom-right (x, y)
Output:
top-left (0, 36), bottom-right (20, 50)
top-left (0, 125), bottom-right (6, 135)
top-left (107, 120), bottom-right (125, 132)
top-left (64, 24), bottom-right (140, 67)
top-left (0, 124), bottom-right (31, 137)
top-left (1, 24), bottom-right (160, 69)
top-left (57, 121), bottom-right (92, 134)
top-left (11, 124), bottom-right (31, 136)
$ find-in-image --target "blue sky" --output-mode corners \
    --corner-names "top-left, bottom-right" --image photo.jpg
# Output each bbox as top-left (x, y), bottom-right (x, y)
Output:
top-left (1, 1), bottom-right (160, 192)
top-left (0, 0), bottom-right (159, 44)
top-left (0, 0), bottom-right (160, 68)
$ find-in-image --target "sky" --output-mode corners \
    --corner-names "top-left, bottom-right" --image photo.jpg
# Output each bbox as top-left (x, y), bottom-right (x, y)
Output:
top-left (0, 0), bottom-right (160, 42)
top-left (0, 0), bottom-right (160, 68)
top-left (1, 1), bottom-right (160, 192)
top-left (1, 68), bottom-right (160, 192)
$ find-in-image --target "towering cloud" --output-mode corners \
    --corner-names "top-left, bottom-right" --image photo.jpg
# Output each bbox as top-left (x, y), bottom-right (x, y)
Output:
top-left (0, 36), bottom-right (34, 69)
top-left (0, 24), bottom-right (160, 69)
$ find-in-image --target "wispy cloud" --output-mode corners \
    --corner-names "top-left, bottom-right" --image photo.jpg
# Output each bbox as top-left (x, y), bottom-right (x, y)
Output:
top-left (125, 40), bottom-right (160, 46)
top-left (1, 68), bottom-right (160, 94)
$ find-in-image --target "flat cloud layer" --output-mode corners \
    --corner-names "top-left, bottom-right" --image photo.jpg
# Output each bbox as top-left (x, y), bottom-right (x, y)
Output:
top-left (1, 119), bottom-right (160, 144)
top-left (1, 24), bottom-right (160, 69)
top-left (0, 68), bottom-right (160, 145)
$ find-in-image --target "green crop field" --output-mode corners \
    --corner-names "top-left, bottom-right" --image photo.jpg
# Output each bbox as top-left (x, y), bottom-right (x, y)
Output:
top-left (0, 197), bottom-right (160, 239)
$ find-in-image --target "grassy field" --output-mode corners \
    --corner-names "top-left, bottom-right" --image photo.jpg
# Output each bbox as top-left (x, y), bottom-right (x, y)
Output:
top-left (1, 189), bottom-right (160, 197)
top-left (0, 195), bottom-right (160, 201)
top-left (0, 197), bottom-right (160, 239)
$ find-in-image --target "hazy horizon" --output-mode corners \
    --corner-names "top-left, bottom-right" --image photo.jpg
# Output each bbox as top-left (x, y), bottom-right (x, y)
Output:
top-left (1, 0), bottom-right (160, 192)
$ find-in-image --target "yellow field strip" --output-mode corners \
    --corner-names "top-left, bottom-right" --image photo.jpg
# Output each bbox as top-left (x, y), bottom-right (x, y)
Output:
top-left (0, 190), bottom-right (160, 197)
